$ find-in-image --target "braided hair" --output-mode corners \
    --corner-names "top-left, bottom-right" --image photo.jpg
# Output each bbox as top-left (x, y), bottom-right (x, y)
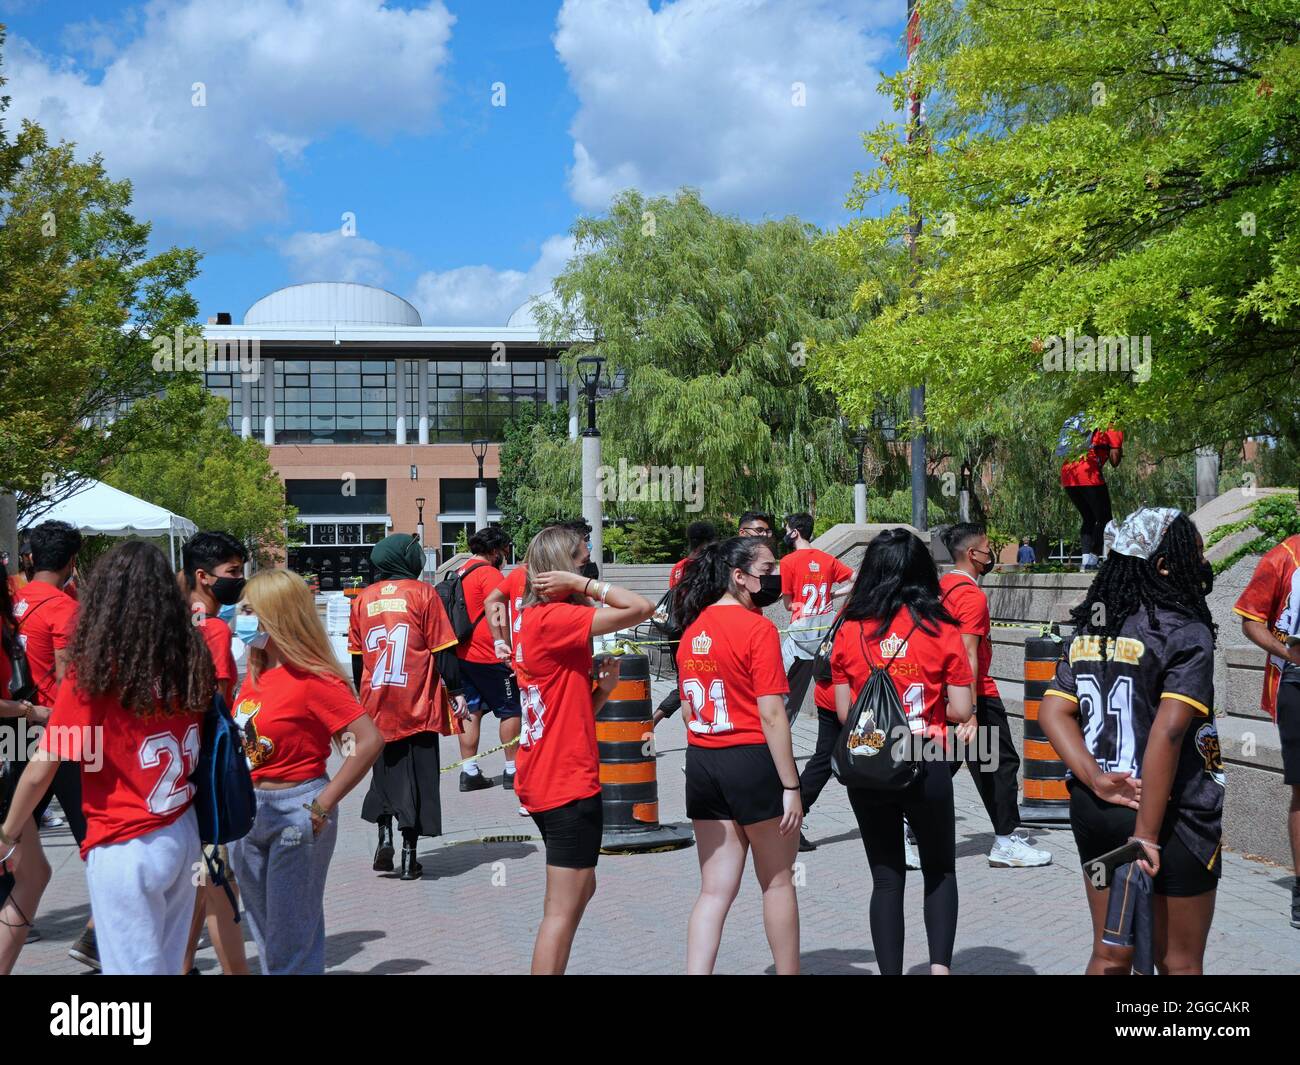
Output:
top-left (1068, 513), bottom-right (1216, 647)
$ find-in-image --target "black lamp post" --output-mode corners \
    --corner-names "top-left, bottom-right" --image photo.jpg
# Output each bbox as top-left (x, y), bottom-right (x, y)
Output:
top-left (471, 438), bottom-right (489, 532)
top-left (576, 356), bottom-right (604, 436)
top-left (414, 496), bottom-right (426, 547)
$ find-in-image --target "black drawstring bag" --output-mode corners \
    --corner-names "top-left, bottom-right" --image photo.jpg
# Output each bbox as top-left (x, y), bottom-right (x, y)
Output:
top-left (830, 617), bottom-right (922, 791)
top-left (811, 610), bottom-right (846, 685)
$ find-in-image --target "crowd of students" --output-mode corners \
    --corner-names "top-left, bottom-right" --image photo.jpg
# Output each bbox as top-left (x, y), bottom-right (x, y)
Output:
top-left (1, 492), bottom-right (1297, 975)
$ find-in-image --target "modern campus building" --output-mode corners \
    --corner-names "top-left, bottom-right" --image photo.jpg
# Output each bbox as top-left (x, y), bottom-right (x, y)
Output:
top-left (201, 282), bottom-right (575, 589)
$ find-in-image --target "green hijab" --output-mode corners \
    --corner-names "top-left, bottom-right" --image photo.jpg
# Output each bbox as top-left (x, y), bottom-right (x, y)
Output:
top-left (371, 533), bottom-right (426, 581)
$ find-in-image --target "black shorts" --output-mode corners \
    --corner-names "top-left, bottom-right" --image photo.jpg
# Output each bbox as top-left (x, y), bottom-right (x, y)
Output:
top-left (530, 794), bottom-right (602, 869)
top-left (1278, 679), bottom-right (1300, 786)
top-left (686, 743), bottom-right (785, 825)
top-left (459, 659), bottom-right (522, 719)
top-left (1068, 780), bottom-right (1220, 897)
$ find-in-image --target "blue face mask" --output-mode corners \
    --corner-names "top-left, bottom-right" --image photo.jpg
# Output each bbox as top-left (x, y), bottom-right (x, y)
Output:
top-left (217, 602), bottom-right (237, 624)
top-left (235, 614), bottom-right (269, 648)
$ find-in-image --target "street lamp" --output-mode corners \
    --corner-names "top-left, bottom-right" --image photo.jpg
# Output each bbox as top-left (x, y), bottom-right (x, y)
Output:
top-left (576, 355), bottom-right (605, 574)
top-left (852, 429), bottom-right (869, 524)
top-left (471, 438), bottom-right (489, 532)
top-left (415, 496), bottom-right (426, 547)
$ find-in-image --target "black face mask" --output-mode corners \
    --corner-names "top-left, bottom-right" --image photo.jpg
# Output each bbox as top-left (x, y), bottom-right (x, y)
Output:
top-left (746, 572), bottom-right (783, 609)
top-left (784, 531), bottom-right (799, 546)
top-left (210, 575), bottom-right (246, 606)
top-left (579, 560), bottom-right (600, 581)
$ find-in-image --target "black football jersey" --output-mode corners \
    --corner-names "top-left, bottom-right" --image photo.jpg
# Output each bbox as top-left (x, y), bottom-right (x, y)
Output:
top-left (1047, 605), bottom-right (1223, 869)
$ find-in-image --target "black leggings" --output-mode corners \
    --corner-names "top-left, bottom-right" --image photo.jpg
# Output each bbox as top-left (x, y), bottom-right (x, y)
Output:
top-left (1064, 484), bottom-right (1113, 557)
top-left (847, 759), bottom-right (958, 974)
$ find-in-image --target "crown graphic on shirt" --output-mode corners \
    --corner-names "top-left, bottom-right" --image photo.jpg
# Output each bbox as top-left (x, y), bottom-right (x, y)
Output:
top-left (380, 583), bottom-right (398, 594)
top-left (808, 560), bottom-right (820, 573)
top-left (878, 631), bottom-right (909, 658)
top-left (692, 630), bottom-right (712, 655)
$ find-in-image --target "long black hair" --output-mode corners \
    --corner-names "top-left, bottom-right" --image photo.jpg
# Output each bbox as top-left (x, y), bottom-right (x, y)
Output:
top-left (1069, 513), bottom-right (1215, 645)
top-left (842, 528), bottom-right (957, 638)
top-left (71, 540), bottom-right (214, 716)
top-left (674, 536), bottom-right (772, 631)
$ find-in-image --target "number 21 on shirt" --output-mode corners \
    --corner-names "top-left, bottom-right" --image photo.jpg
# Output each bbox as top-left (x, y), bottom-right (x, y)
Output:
top-left (682, 677), bottom-right (732, 735)
top-left (140, 725), bottom-right (200, 816)
top-left (365, 623), bottom-right (410, 688)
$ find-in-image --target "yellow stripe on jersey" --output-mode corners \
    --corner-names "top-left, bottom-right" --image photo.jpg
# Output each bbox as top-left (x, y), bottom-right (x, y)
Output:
top-left (1161, 692), bottom-right (1211, 716)
top-left (1232, 606), bottom-right (1267, 622)
top-left (430, 637), bottom-right (459, 654)
top-left (1043, 688), bottom-right (1078, 704)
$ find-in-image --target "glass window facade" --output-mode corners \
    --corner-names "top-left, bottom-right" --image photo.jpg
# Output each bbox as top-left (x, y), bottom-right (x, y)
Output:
top-left (205, 356), bottom-right (563, 443)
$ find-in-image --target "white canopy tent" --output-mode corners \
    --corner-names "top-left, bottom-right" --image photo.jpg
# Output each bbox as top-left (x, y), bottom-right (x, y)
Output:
top-left (35, 480), bottom-right (198, 569)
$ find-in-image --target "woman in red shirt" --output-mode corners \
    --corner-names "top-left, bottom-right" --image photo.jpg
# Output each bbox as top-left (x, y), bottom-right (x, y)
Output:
top-left (675, 536), bottom-right (802, 975)
top-left (513, 525), bottom-right (654, 975)
top-left (0, 541), bottom-right (214, 974)
top-left (229, 568), bottom-right (383, 975)
top-left (1060, 423), bottom-right (1124, 571)
top-left (830, 528), bottom-right (974, 975)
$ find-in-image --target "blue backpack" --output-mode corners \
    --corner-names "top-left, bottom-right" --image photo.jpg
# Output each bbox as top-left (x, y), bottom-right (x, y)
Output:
top-left (190, 690), bottom-right (256, 921)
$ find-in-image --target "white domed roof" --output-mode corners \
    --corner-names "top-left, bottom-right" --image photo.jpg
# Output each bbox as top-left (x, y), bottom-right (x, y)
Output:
top-left (507, 291), bottom-right (561, 329)
top-left (244, 283), bottom-right (422, 327)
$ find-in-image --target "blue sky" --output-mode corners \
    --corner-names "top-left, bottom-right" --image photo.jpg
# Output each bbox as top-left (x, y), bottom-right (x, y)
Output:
top-left (0, 0), bottom-right (906, 325)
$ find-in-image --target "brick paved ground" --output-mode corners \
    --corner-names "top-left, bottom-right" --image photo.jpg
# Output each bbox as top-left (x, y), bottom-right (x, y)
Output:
top-left (14, 679), bottom-right (1300, 975)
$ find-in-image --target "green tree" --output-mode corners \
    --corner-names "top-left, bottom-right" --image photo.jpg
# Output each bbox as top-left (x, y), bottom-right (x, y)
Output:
top-left (105, 387), bottom-right (296, 557)
top-left (533, 189), bottom-right (863, 525)
top-left (811, 0), bottom-right (1300, 461)
top-left (496, 404), bottom-right (572, 556)
top-left (0, 32), bottom-right (206, 520)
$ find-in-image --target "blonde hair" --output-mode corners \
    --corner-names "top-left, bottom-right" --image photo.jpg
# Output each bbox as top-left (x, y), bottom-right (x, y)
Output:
top-left (522, 526), bottom-right (583, 609)
top-left (243, 569), bottom-right (353, 688)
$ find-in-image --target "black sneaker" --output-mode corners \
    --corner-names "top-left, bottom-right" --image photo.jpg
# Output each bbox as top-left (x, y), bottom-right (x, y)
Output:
top-left (798, 832), bottom-right (817, 853)
top-left (502, 769), bottom-right (516, 792)
top-left (1291, 879), bottom-right (1299, 929)
top-left (69, 926), bottom-right (100, 971)
top-left (459, 770), bottom-right (494, 792)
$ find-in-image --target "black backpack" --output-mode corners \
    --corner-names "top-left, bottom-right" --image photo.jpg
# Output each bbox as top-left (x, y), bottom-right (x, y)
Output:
top-left (830, 618), bottom-right (922, 791)
top-left (437, 561), bottom-right (493, 644)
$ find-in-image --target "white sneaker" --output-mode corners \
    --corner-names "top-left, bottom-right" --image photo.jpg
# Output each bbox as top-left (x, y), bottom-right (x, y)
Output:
top-left (988, 833), bottom-right (1052, 868)
top-left (518, 805), bottom-right (529, 818)
top-left (904, 834), bottom-right (920, 870)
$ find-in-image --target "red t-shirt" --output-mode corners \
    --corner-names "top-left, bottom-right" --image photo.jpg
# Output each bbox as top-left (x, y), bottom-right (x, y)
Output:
top-left (455, 559), bottom-right (505, 664)
top-left (1060, 427), bottom-right (1123, 487)
top-left (232, 664), bottom-right (363, 783)
top-left (939, 571), bottom-right (999, 700)
top-left (349, 578), bottom-right (460, 742)
top-left (1233, 534), bottom-right (1300, 718)
top-left (669, 557), bottom-right (689, 589)
top-left (677, 603), bottom-right (789, 748)
top-left (198, 616), bottom-right (237, 698)
top-left (830, 611), bottom-right (972, 740)
top-left (13, 581), bottom-right (79, 706)
top-left (781, 548), bottom-right (854, 620)
top-left (512, 601), bottom-right (598, 813)
top-left (500, 567), bottom-right (528, 639)
top-left (41, 667), bottom-right (204, 858)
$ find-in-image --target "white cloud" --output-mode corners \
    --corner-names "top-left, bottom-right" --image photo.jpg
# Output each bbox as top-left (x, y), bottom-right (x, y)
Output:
top-left (276, 230), bottom-right (405, 286)
top-left (409, 234), bottom-right (577, 326)
top-left (555, 0), bottom-right (898, 220)
top-left (3, 0), bottom-right (456, 232)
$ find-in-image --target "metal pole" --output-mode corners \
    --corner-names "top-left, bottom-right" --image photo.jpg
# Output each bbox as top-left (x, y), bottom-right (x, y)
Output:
top-left (474, 483), bottom-right (488, 533)
top-left (568, 375), bottom-right (579, 441)
top-left (906, 0), bottom-right (927, 532)
top-left (1194, 446), bottom-right (1219, 513)
top-left (582, 433), bottom-right (602, 576)
top-left (854, 482), bottom-right (867, 525)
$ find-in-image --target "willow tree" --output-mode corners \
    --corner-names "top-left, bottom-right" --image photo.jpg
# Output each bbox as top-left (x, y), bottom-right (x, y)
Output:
top-left (811, 0), bottom-right (1300, 461)
top-left (532, 189), bottom-right (863, 525)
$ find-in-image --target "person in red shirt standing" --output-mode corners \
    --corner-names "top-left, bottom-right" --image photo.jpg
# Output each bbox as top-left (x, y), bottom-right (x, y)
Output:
top-left (1233, 526), bottom-right (1300, 928)
top-left (10, 519), bottom-right (98, 969)
top-left (350, 533), bottom-right (467, 880)
top-left (676, 536), bottom-right (802, 975)
top-left (1059, 420), bottom-right (1124, 571)
top-left (1, 541), bottom-right (215, 974)
top-left (178, 531), bottom-right (251, 975)
top-left (779, 512), bottom-right (855, 724)
top-left (453, 527), bottom-right (521, 793)
top-left (233, 568), bottom-right (383, 973)
top-left (940, 523), bottom-right (1051, 868)
top-left (830, 528), bottom-right (974, 975)
top-left (513, 525), bottom-right (654, 975)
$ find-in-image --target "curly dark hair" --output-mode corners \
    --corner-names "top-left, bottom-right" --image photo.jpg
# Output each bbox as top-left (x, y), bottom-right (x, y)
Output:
top-left (71, 540), bottom-right (214, 715)
top-left (1068, 513), bottom-right (1216, 647)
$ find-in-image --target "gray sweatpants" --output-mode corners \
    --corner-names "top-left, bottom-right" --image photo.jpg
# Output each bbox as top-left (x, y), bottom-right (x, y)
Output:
top-left (228, 776), bottom-right (338, 975)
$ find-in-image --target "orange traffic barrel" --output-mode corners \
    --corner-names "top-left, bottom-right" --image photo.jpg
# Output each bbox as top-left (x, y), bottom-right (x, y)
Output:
top-left (1020, 629), bottom-right (1071, 824)
top-left (595, 652), bottom-right (692, 853)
